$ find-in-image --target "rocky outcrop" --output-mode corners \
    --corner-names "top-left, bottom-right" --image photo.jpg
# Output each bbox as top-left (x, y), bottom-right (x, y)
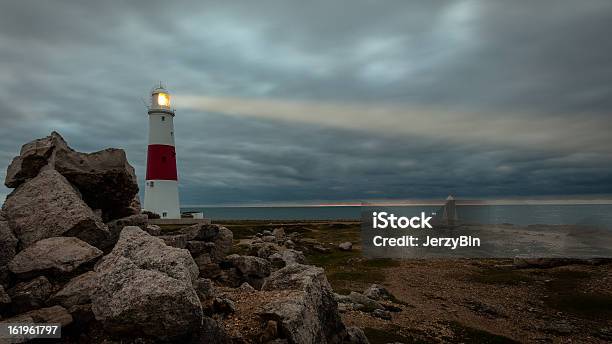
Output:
top-left (2, 169), bottom-right (109, 249)
top-left (260, 264), bottom-right (349, 344)
top-left (8, 237), bottom-right (102, 277)
top-left (91, 226), bottom-right (202, 340)
top-left (0, 217), bottom-right (17, 266)
top-left (5, 132), bottom-right (139, 221)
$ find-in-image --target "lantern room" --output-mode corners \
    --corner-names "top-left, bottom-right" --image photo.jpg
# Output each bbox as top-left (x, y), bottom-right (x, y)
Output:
top-left (150, 86), bottom-right (172, 110)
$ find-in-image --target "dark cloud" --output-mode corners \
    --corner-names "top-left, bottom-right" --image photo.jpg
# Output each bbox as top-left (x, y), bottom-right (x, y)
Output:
top-left (1, 0), bottom-right (611, 204)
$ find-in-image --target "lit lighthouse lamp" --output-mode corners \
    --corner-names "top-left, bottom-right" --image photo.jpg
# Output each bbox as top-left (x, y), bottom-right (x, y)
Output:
top-left (143, 85), bottom-right (180, 219)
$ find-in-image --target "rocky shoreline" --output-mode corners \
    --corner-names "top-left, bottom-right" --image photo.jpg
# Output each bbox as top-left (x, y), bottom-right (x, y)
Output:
top-left (0, 132), bottom-right (370, 343)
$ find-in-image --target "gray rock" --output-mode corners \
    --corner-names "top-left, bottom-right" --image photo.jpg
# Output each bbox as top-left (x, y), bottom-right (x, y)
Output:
top-left (225, 254), bottom-right (271, 278)
top-left (371, 309), bottom-right (392, 320)
top-left (285, 239), bottom-right (295, 248)
top-left (0, 218), bottom-right (17, 266)
top-left (102, 214), bottom-right (148, 250)
top-left (144, 224), bottom-right (161, 236)
top-left (262, 230), bottom-right (272, 236)
top-left (238, 282), bottom-right (255, 292)
top-left (5, 132), bottom-right (62, 188)
top-left (5, 132), bottom-right (139, 221)
top-left (213, 297), bottom-right (236, 315)
top-left (91, 226), bottom-right (202, 340)
top-left (195, 278), bottom-right (215, 303)
top-left (187, 241), bottom-right (216, 256)
top-left (272, 227), bottom-right (285, 241)
top-left (363, 284), bottom-right (394, 301)
top-left (171, 224), bottom-right (233, 261)
top-left (49, 271), bottom-right (97, 308)
top-left (126, 195), bottom-right (142, 217)
top-left (159, 233), bottom-right (189, 249)
top-left (260, 264), bottom-right (348, 344)
top-left (281, 249), bottom-right (306, 266)
top-left (333, 293), bottom-right (352, 304)
top-left (211, 226), bottom-right (233, 262)
top-left (338, 242), bottom-right (353, 251)
top-left (348, 292), bottom-right (384, 312)
top-left (2, 169), bottom-right (110, 249)
top-left (8, 237), bottom-right (102, 277)
top-left (262, 235), bottom-right (276, 243)
top-left (256, 243), bottom-right (281, 259)
top-left (9, 276), bottom-right (54, 313)
top-left (346, 326), bottom-right (370, 344)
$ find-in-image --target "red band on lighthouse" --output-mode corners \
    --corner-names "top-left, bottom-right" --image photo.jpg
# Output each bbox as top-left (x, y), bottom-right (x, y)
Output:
top-left (146, 144), bottom-right (178, 180)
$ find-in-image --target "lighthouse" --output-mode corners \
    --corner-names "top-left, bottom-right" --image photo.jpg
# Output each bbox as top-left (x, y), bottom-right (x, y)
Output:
top-left (143, 85), bottom-right (180, 219)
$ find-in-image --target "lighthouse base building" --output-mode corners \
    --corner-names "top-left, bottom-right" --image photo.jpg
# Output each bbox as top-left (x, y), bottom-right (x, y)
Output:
top-left (144, 85), bottom-right (181, 219)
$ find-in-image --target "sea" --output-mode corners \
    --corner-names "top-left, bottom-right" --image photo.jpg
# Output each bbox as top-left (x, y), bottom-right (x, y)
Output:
top-left (182, 204), bottom-right (612, 227)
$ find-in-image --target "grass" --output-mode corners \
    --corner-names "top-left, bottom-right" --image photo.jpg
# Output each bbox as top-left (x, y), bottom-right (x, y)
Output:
top-left (305, 249), bottom-right (401, 293)
top-left (469, 268), bottom-right (534, 285)
top-left (446, 322), bottom-right (519, 344)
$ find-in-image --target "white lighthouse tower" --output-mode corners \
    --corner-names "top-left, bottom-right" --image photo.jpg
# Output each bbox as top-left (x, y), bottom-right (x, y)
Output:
top-left (143, 85), bottom-right (180, 219)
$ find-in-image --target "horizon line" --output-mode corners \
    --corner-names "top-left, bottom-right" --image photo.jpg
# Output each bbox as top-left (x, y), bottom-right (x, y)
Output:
top-left (182, 197), bottom-right (612, 208)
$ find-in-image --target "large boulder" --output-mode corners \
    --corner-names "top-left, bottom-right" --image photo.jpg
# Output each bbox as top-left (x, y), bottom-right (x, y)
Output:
top-left (5, 132), bottom-right (139, 221)
top-left (260, 264), bottom-right (349, 344)
top-left (2, 169), bottom-right (109, 249)
top-left (49, 271), bottom-right (97, 308)
top-left (8, 276), bottom-right (54, 313)
top-left (91, 226), bottom-right (202, 340)
top-left (8, 237), bottom-right (102, 277)
top-left (5, 132), bottom-right (63, 188)
top-left (0, 216), bottom-right (17, 266)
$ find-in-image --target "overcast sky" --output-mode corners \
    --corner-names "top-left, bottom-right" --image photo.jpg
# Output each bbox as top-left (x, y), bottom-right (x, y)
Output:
top-left (1, 0), bottom-right (611, 205)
